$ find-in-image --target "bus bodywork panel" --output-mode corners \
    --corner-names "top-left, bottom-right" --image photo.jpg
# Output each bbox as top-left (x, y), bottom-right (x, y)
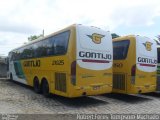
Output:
top-left (8, 24), bottom-right (113, 98)
top-left (113, 35), bottom-right (157, 94)
top-left (157, 47), bottom-right (160, 91)
top-left (69, 25), bottom-right (113, 97)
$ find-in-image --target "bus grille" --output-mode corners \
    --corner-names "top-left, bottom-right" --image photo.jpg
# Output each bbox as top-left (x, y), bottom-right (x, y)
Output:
top-left (55, 73), bottom-right (66, 92)
top-left (113, 73), bottom-right (125, 90)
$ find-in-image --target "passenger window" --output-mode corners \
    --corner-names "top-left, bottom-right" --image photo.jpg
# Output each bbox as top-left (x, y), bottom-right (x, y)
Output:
top-left (10, 30), bottom-right (70, 60)
top-left (54, 31), bottom-right (70, 55)
top-left (46, 37), bottom-right (55, 56)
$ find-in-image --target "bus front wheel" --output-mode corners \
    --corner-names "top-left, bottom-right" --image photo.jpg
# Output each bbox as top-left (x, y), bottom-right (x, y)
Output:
top-left (33, 77), bottom-right (41, 93)
top-left (41, 79), bottom-right (50, 97)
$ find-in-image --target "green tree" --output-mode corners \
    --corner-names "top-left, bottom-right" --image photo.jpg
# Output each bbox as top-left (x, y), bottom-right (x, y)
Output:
top-left (155, 35), bottom-right (160, 45)
top-left (28, 34), bottom-right (43, 41)
top-left (28, 30), bottom-right (44, 41)
top-left (111, 33), bottom-right (120, 39)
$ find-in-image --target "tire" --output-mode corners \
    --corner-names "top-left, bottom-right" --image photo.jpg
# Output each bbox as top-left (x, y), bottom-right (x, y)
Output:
top-left (33, 78), bottom-right (41, 93)
top-left (42, 80), bottom-right (50, 97)
top-left (10, 73), bottom-right (13, 81)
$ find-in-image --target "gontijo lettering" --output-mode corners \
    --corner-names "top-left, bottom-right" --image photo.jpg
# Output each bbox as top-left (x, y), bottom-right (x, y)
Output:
top-left (23, 60), bottom-right (40, 67)
top-left (138, 57), bottom-right (157, 64)
top-left (79, 51), bottom-right (112, 60)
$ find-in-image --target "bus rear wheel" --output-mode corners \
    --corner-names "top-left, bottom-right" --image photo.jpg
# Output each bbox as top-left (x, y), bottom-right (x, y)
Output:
top-left (42, 80), bottom-right (50, 97)
top-left (33, 78), bottom-right (41, 93)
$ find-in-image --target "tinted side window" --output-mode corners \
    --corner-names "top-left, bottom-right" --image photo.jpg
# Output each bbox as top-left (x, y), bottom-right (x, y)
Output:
top-left (46, 37), bottom-right (54, 56)
top-left (34, 37), bottom-right (54, 57)
top-left (21, 45), bottom-right (33, 59)
top-left (10, 30), bottom-right (70, 60)
top-left (54, 31), bottom-right (70, 55)
top-left (39, 40), bottom-right (48, 57)
top-left (113, 40), bottom-right (130, 60)
top-left (33, 30), bottom-right (70, 57)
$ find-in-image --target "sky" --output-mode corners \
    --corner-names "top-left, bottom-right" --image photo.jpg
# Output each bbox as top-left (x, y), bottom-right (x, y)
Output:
top-left (0, 0), bottom-right (160, 56)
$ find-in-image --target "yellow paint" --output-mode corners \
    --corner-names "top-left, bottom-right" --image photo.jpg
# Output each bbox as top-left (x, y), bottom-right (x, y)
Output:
top-left (19, 25), bottom-right (112, 98)
top-left (87, 33), bottom-right (105, 44)
top-left (143, 41), bottom-right (153, 51)
top-left (113, 35), bottom-right (156, 94)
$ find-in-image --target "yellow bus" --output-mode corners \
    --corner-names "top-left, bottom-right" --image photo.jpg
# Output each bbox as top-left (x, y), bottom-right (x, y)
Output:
top-left (157, 45), bottom-right (160, 91)
top-left (113, 35), bottom-right (157, 94)
top-left (7, 24), bottom-right (113, 98)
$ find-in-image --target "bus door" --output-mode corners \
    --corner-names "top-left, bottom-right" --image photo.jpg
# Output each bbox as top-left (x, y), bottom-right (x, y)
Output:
top-left (13, 61), bottom-right (25, 79)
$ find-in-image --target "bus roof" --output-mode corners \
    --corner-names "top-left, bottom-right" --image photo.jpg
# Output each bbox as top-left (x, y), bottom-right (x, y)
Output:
top-left (9, 24), bottom-right (78, 53)
top-left (113, 35), bottom-right (152, 41)
top-left (9, 24), bottom-right (109, 53)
